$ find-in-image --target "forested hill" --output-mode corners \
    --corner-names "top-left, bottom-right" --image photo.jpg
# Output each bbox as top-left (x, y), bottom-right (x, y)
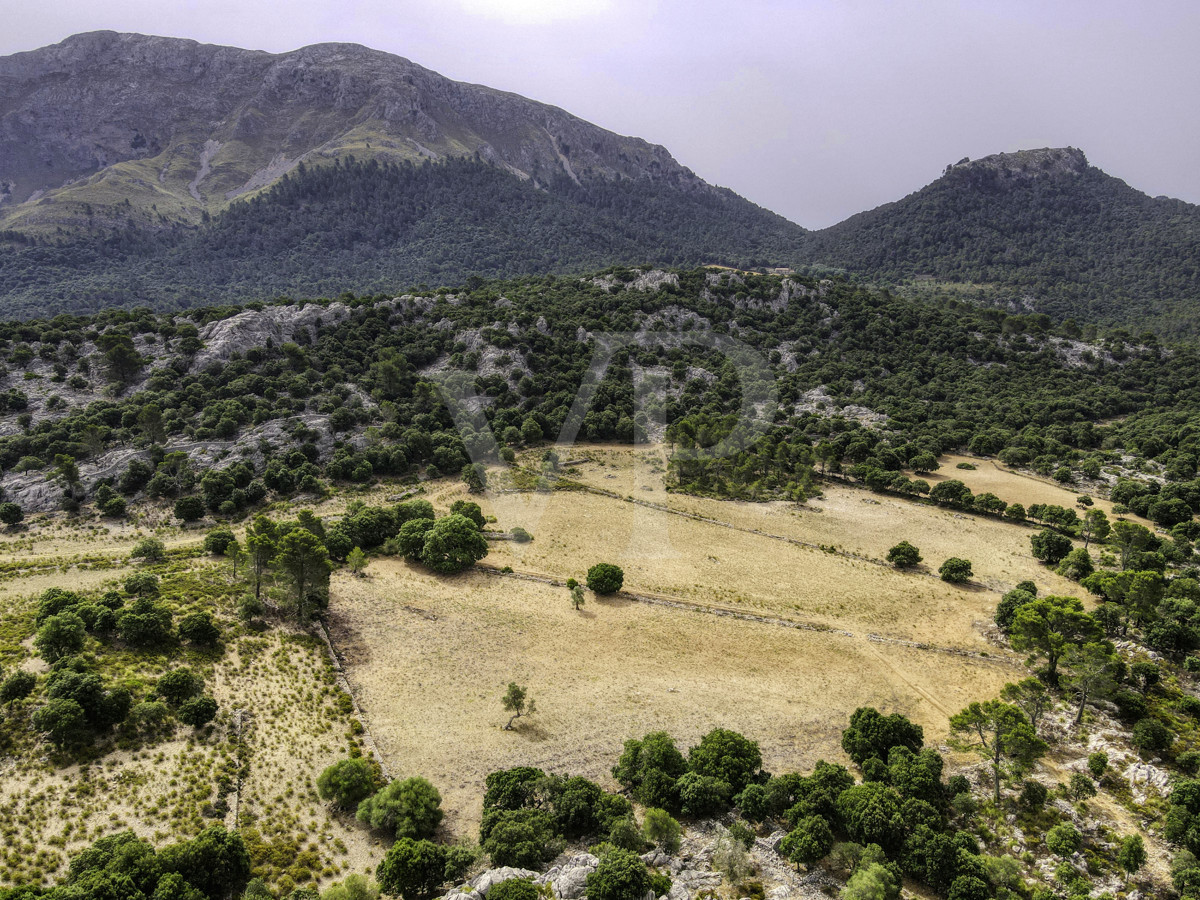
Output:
top-left (801, 148), bottom-right (1200, 337)
top-left (0, 156), bottom-right (806, 318)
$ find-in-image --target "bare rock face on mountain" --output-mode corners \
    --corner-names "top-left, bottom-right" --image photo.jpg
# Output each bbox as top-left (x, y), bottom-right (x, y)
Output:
top-left (0, 31), bottom-right (706, 231)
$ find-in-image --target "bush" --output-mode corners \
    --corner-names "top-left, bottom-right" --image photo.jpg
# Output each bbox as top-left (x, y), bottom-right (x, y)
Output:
top-left (586, 563), bottom-right (624, 595)
top-left (157, 669), bottom-right (203, 706)
top-left (357, 777), bottom-right (444, 839)
top-left (321, 874), bottom-right (381, 900)
top-left (130, 537), bottom-right (166, 562)
top-left (1046, 823), bottom-right (1082, 858)
top-left (606, 816), bottom-right (645, 852)
top-left (318, 758), bottom-right (380, 810)
top-left (0, 501), bottom-right (23, 525)
top-left (34, 612), bottom-right (86, 662)
top-left (1067, 772), bottom-right (1096, 801)
top-left (178, 695), bottom-right (219, 728)
top-left (420, 514), bottom-right (489, 574)
top-left (480, 808), bottom-right (561, 868)
top-left (118, 597), bottom-right (174, 647)
top-left (995, 589), bottom-right (1036, 632)
top-left (586, 848), bottom-right (651, 900)
top-left (1118, 834), bottom-right (1146, 873)
top-left (1019, 780), bottom-right (1048, 811)
top-left (886, 541), bottom-right (922, 568)
top-left (1055, 548), bottom-right (1094, 581)
top-left (204, 526), bottom-right (237, 555)
top-left (487, 880), bottom-right (539, 900)
top-left (125, 571), bottom-right (160, 596)
top-left (677, 773), bottom-right (732, 818)
top-left (396, 518), bottom-right (436, 559)
top-left (1, 670), bottom-right (36, 704)
top-left (687, 727), bottom-right (763, 793)
top-left (376, 838), bottom-right (448, 900)
top-left (175, 495), bottom-right (206, 522)
top-left (1031, 529), bottom-right (1073, 565)
top-left (1086, 751), bottom-right (1108, 779)
top-left (32, 698), bottom-right (90, 748)
top-left (179, 612), bottom-right (220, 646)
top-left (1132, 718), bottom-right (1173, 755)
top-left (780, 816), bottom-right (834, 869)
top-left (939, 558), bottom-right (973, 583)
top-left (642, 808), bottom-right (682, 854)
top-left (510, 526), bottom-right (532, 543)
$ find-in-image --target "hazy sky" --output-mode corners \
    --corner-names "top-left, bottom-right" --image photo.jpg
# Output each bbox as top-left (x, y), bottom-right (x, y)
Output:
top-left (3, 0), bottom-right (1198, 227)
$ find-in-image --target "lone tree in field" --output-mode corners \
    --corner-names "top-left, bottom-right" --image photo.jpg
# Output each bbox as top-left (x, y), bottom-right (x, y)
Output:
top-left (886, 541), bottom-right (922, 568)
top-left (939, 557), bottom-right (973, 584)
top-left (949, 700), bottom-right (1046, 802)
top-left (347, 546), bottom-right (368, 576)
top-left (568, 578), bottom-right (585, 611)
top-left (502, 682), bottom-right (536, 730)
top-left (587, 563), bottom-right (624, 595)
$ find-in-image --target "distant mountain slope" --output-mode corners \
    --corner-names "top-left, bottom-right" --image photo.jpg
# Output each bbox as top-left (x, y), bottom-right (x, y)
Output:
top-left (0, 30), bottom-right (724, 233)
top-left (802, 148), bottom-right (1200, 335)
top-left (0, 156), bottom-right (806, 315)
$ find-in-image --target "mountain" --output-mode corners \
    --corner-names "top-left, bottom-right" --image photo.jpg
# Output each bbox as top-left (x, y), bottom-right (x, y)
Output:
top-left (0, 31), bottom-right (807, 318)
top-left (0, 30), bottom-right (710, 231)
top-left (802, 148), bottom-right (1200, 337)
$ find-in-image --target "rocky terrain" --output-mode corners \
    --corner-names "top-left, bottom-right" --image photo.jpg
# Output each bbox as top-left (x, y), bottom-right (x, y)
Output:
top-left (0, 31), bottom-right (710, 233)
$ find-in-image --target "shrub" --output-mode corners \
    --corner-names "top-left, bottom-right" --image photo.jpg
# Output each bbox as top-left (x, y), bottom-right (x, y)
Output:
top-left (1055, 548), bottom-right (1094, 581)
top-left (677, 773), bottom-right (732, 818)
top-left (586, 563), bottom-right (624, 595)
top-left (995, 589), bottom-right (1036, 632)
top-left (204, 526), bottom-right (237, 555)
top-left (376, 838), bottom-right (448, 900)
top-left (482, 808), bottom-right (561, 867)
top-left (179, 612), bottom-right (220, 646)
top-left (1132, 718), bottom-right (1173, 755)
top-left (32, 698), bottom-right (90, 748)
top-left (606, 816), bottom-right (646, 852)
top-left (174, 495), bottom-right (206, 522)
top-left (420, 514), bottom-right (489, 574)
top-left (1046, 823), bottom-right (1082, 858)
top-left (0, 501), bottom-right (23, 525)
top-left (156, 669), bottom-right (203, 706)
top-left (939, 558), bottom-right (973, 584)
top-left (396, 518), bottom-right (436, 559)
top-left (178, 695), bottom-right (219, 728)
top-left (687, 727), bottom-right (763, 793)
top-left (1067, 772), bottom-right (1096, 801)
top-left (34, 612), bottom-right (86, 661)
top-left (449, 500), bottom-right (487, 529)
top-left (357, 777), bottom-right (444, 839)
top-left (586, 848), bottom-right (650, 900)
top-left (1086, 751), bottom-right (1108, 779)
top-left (886, 541), bottom-right (922, 568)
top-left (321, 874), bottom-right (381, 900)
top-left (125, 571), bottom-right (160, 596)
top-left (780, 816), bottom-right (834, 869)
top-left (118, 597), bottom-right (174, 647)
top-left (1031, 529), bottom-right (1073, 565)
top-left (130, 537), bottom-right (166, 562)
top-left (1118, 834), bottom-right (1146, 873)
top-left (487, 880), bottom-right (539, 900)
top-left (510, 526), bottom-right (532, 543)
top-left (1018, 780), bottom-right (1048, 811)
top-left (642, 808), bottom-right (682, 854)
top-left (1, 670), bottom-right (36, 704)
top-left (318, 758), bottom-right (380, 810)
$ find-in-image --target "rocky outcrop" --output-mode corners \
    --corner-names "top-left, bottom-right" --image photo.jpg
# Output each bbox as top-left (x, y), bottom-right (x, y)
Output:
top-left (190, 302), bottom-right (351, 371)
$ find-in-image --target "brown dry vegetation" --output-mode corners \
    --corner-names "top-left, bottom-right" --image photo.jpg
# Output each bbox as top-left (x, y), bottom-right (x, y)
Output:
top-left (328, 448), bottom-right (1087, 832)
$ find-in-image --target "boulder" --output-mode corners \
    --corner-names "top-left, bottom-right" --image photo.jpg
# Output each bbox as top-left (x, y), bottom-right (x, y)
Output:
top-left (471, 867), bottom-right (541, 897)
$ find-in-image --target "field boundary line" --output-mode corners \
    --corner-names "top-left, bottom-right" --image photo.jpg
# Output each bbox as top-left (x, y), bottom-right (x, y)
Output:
top-left (475, 563), bottom-right (1018, 667)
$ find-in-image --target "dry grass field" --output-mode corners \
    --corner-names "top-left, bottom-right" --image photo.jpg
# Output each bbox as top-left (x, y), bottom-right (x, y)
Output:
top-left (328, 448), bottom-right (1091, 832)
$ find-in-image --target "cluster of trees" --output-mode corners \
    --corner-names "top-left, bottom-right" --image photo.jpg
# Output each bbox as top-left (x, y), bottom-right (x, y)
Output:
top-left (0, 826), bottom-right (251, 900)
top-left (5, 265), bottom-right (1200, 528)
top-left (19, 579), bottom-right (222, 750)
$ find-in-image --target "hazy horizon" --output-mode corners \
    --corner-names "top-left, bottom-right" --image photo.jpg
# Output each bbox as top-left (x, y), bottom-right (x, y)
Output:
top-left (3, 0), bottom-right (1198, 228)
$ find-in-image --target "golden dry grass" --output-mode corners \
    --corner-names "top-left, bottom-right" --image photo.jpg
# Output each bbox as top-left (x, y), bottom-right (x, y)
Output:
top-left (328, 449), bottom-right (1080, 832)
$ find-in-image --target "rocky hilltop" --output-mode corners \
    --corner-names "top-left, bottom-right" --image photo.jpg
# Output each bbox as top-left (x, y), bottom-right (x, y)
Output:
top-left (0, 31), bottom-right (706, 231)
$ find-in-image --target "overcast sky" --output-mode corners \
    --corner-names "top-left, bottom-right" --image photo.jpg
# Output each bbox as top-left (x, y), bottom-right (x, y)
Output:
top-left (3, 0), bottom-right (1198, 227)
